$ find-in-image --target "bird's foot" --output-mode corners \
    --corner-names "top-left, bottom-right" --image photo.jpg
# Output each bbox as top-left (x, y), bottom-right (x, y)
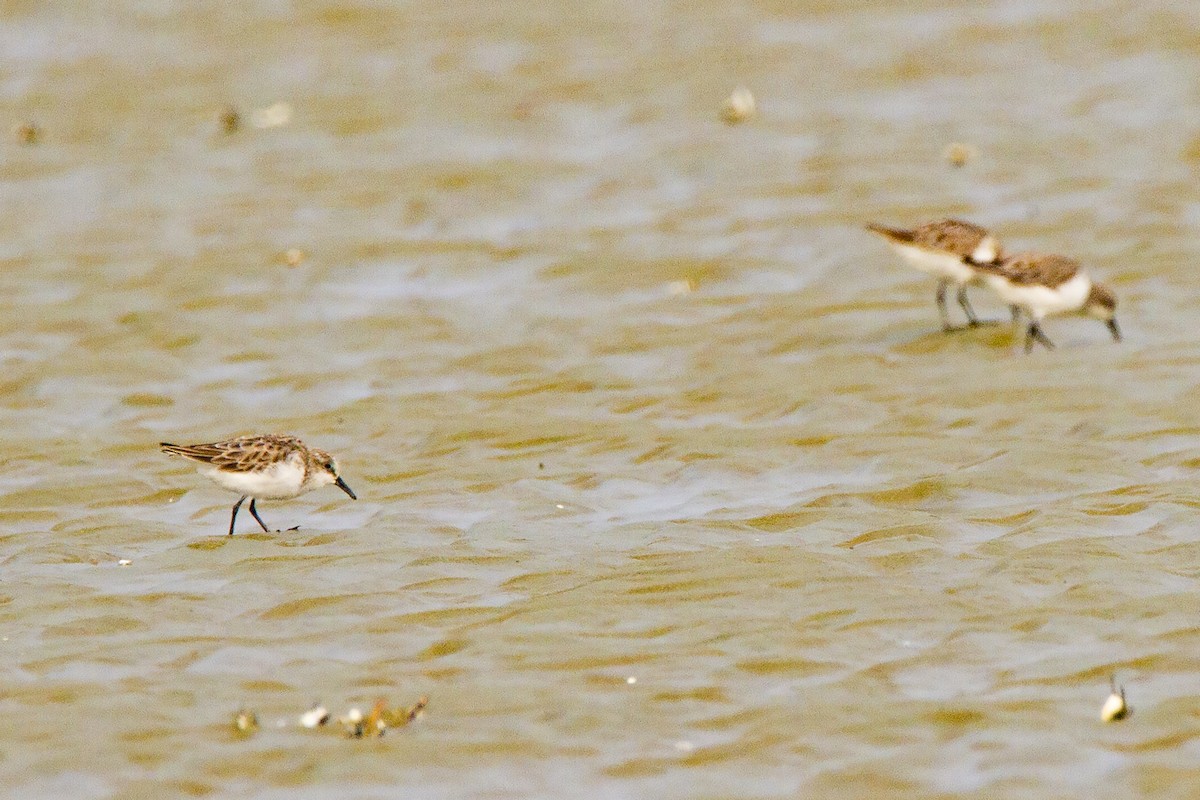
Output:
top-left (945, 320), bottom-right (1005, 333)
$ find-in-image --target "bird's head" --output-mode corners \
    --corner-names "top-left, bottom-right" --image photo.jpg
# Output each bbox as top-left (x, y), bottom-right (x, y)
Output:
top-left (1085, 283), bottom-right (1121, 341)
top-left (307, 449), bottom-right (357, 499)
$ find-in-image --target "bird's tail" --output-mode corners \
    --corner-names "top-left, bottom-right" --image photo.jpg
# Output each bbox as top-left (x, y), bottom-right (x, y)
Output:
top-left (864, 222), bottom-right (915, 244)
top-left (964, 258), bottom-right (1009, 277)
top-left (160, 442), bottom-right (220, 463)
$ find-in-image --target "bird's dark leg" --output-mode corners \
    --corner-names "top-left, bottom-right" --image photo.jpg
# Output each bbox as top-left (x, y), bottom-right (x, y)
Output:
top-left (248, 498), bottom-right (272, 533)
top-left (1010, 305), bottom-right (1022, 326)
top-left (1025, 321), bottom-right (1056, 353)
top-left (1106, 318), bottom-right (1122, 342)
top-left (956, 285), bottom-right (981, 327)
top-left (229, 496), bottom-right (246, 536)
top-left (936, 279), bottom-right (953, 332)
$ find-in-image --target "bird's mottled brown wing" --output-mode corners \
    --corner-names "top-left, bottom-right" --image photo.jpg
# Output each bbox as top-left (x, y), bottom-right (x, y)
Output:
top-left (161, 435), bottom-right (302, 471)
top-left (994, 253), bottom-right (1081, 288)
top-left (909, 218), bottom-right (988, 257)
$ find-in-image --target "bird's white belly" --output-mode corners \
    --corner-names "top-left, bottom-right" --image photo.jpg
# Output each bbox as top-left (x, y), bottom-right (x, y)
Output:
top-left (202, 458), bottom-right (306, 499)
top-left (990, 273), bottom-right (1091, 319)
top-left (889, 242), bottom-right (977, 284)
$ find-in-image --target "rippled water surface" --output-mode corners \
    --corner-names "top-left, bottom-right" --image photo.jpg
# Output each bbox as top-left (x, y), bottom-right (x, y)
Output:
top-left (4, 1), bottom-right (1200, 797)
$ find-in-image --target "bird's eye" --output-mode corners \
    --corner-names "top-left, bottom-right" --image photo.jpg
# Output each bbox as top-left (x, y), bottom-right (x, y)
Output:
top-left (324, 461), bottom-right (335, 471)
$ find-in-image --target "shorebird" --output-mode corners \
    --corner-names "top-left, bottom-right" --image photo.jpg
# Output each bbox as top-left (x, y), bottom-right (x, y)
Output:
top-left (161, 434), bottom-right (357, 535)
top-left (866, 218), bottom-right (1004, 331)
top-left (972, 252), bottom-right (1120, 352)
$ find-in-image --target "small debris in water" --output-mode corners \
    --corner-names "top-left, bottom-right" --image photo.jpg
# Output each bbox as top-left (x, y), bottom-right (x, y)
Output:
top-left (667, 279), bottom-right (696, 295)
top-left (299, 703), bottom-right (330, 728)
top-left (673, 740), bottom-right (695, 752)
top-left (720, 86), bottom-right (756, 124)
top-left (942, 142), bottom-right (977, 168)
top-left (340, 706), bottom-right (366, 738)
top-left (233, 709), bottom-right (259, 735)
top-left (117, 559), bottom-right (132, 566)
top-left (400, 695), bottom-right (428, 725)
top-left (237, 696), bottom-right (429, 741)
top-left (376, 695), bottom-right (428, 729)
top-left (334, 696), bottom-right (429, 738)
top-left (283, 248), bottom-right (306, 267)
top-left (365, 698), bottom-right (388, 737)
top-left (1101, 676), bottom-right (1129, 722)
top-left (219, 106), bottom-right (241, 135)
top-left (12, 122), bottom-right (41, 145)
top-left (626, 676), bottom-right (637, 685)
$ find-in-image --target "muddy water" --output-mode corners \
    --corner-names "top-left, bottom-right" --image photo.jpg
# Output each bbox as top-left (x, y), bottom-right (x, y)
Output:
top-left (3, 1), bottom-right (1200, 797)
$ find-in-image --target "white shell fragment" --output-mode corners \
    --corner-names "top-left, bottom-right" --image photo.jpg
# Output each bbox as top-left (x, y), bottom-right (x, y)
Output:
top-left (1101, 678), bottom-right (1129, 722)
top-left (720, 87), bottom-right (756, 124)
top-left (339, 706), bottom-right (366, 738)
top-left (233, 709), bottom-right (259, 734)
top-left (300, 704), bottom-right (330, 728)
top-left (252, 102), bottom-right (293, 129)
top-left (117, 559), bottom-right (132, 566)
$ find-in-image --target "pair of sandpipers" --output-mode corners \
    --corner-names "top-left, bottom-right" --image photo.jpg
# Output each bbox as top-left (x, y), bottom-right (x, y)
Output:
top-left (866, 218), bottom-right (1121, 351)
top-left (166, 219), bottom-right (1121, 536)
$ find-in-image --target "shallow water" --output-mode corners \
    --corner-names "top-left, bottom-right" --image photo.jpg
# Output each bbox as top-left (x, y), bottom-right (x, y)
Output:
top-left (3, 1), bottom-right (1200, 797)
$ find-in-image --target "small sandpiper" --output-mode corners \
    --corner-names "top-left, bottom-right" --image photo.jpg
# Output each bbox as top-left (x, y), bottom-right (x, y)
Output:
top-left (161, 434), bottom-right (357, 535)
top-left (972, 252), bottom-right (1120, 352)
top-left (865, 217), bottom-right (1004, 331)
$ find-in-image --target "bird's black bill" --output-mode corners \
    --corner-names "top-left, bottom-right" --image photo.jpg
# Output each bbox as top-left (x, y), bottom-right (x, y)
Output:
top-left (335, 476), bottom-right (357, 500)
top-left (1107, 318), bottom-right (1122, 342)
